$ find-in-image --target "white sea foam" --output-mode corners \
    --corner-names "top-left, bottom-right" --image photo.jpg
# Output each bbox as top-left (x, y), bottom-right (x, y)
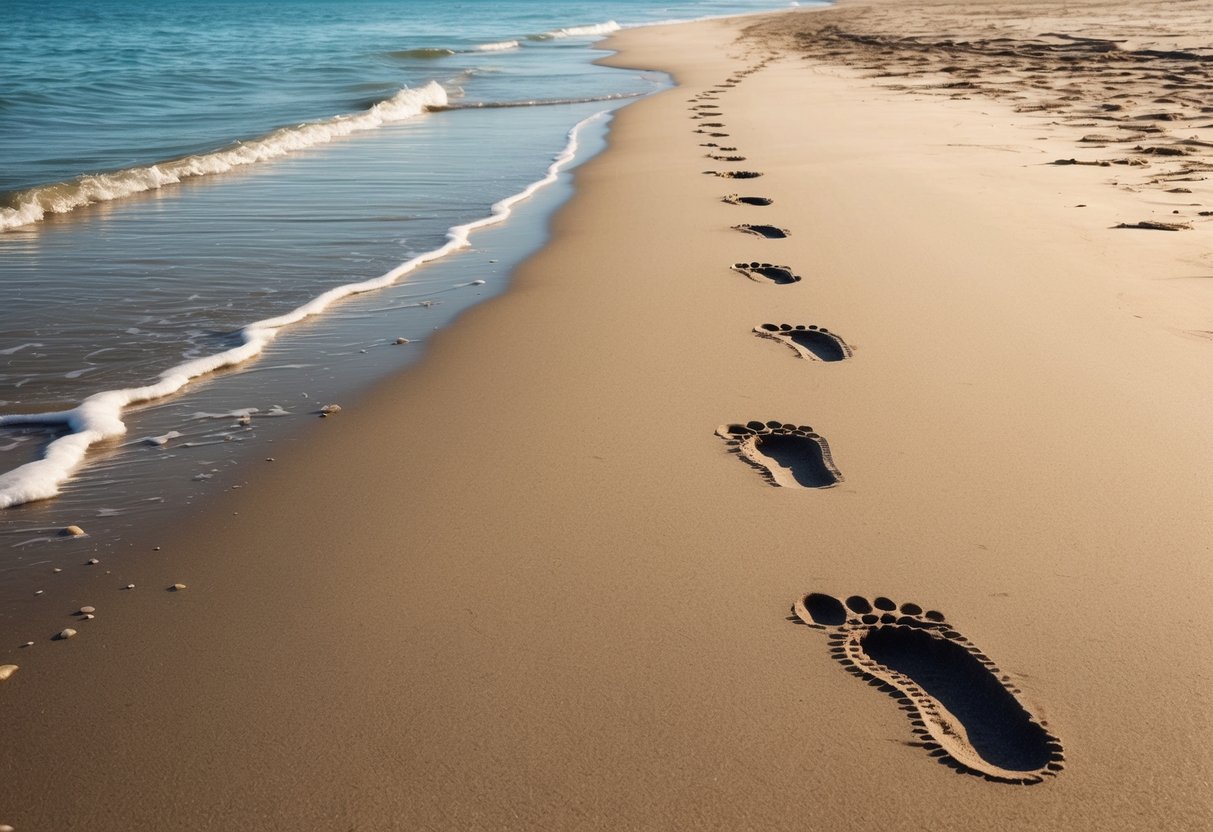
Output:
top-left (0, 343), bottom-right (43, 356)
top-left (0, 82), bottom-right (449, 232)
top-left (0, 110), bottom-right (608, 509)
top-left (533, 21), bottom-right (621, 40)
top-left (474, 40), bottom-right (520, 51)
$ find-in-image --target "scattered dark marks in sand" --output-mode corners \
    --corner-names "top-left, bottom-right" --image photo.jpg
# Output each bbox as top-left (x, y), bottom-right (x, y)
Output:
top-left (734, 223), bottom-right (789, 239)
top-left (1115, 220), bottom-right (1191, 230)
top-left (732, 262), bottom-right (800, 284)
top-left (744, 2), bottom-right (1213, 219)
top-left (717, 421), bottom-right (843, 488)
top-left (707, 154), bottom-right (748, 162)
top-left (792, 592), bottom-right (1064, 784)
top-left (754, 323), bottom-right (851, 361)
top-left (708, 170), bottom-right (763, 179)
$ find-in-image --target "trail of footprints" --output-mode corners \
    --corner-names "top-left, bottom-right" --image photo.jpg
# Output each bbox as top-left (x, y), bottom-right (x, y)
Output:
top-left (686, 58), bottom-right (1063, 784)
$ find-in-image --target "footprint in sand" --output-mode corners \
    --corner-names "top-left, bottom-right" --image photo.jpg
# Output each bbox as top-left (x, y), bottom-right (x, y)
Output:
top-left (732, 262), bottom-right (800, 284)
top-left (698, 122), bottom-right (726, 128)
top-left (716, 421), bottom-right (842, 488)
top-left (792, 592), bottom-right (1065, 784)
top-left (722, 194), bottom-right (773, 206)
top-left (707, 154), bottom-right (748, 162)
top-left (709, 170), bottom-right (762, 180)
top-left (695, 131), bottom-right (731, 138)
top-left (754, 323), bottom-right (852, 361)
top-left (733, 223), bottom-right (789, 239)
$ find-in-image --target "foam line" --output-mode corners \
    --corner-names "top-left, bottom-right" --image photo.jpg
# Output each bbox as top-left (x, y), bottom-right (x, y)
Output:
top-left (0, 82), bottom-right (449, 232)
top-left (474, 40), bottom-right (521, 51)
top-left (0, 110), bottom-right (609, 509)
top-left (529, 21), bottom-right (622, 40)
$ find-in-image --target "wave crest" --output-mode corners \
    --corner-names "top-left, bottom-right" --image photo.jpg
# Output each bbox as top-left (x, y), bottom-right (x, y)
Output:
top-left (474, 40), bottom-right (521, 52)
top-left (529, 20), bottom-right (621, 41)
top-left (0, 81), bottom-right (449, 232)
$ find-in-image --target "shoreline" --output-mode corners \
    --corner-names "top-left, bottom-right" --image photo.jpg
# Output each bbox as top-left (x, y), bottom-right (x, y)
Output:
top-left (2, 4), bottom-right (1211, 829)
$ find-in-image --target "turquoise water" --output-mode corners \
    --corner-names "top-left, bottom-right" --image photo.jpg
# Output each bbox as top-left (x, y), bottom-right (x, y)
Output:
top-left (0, 0), bottom-right (815, 534)
top-left (1, 0), bottom-right (802, 201)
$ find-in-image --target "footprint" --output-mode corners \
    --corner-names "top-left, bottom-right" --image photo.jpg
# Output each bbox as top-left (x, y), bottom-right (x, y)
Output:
top-left (709, 170), bottom-right (763, 179)
top-left (707, 154), bottom-right (748, 162)
top-left (755, 323), bottom-right (852, 361)
top-left (792, 592), bottom-right (1065, 784)
top-left (723, 195), bottom-right (773, 206)
top-left (716, 421), bottom-right (842, 488)
top-left (700, 122), bottom-right (726, 128)
top-left (734, 223), bottom-right (789, 239)
top-left (695, 131), bottom-right (731, 138)
top-left (732, 262), bottom-right (800, 284)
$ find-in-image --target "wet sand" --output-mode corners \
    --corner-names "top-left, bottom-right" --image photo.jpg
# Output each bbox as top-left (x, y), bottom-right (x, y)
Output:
top-left (2, 2), bottom-right (1211, 829)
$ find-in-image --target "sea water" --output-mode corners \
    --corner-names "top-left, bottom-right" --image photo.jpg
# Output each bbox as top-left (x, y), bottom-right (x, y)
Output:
top-left (0, 0), bottom-right (814, 550)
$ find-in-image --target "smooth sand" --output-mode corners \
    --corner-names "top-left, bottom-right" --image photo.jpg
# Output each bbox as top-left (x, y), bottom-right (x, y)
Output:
top-left (2, 2), bottom-right (1211, 828)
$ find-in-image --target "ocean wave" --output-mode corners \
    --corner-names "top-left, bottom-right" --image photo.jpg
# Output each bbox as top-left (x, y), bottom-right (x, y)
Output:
top-left (474, 40), bottom-right (521, 52)
top-left (388, 47), bottom-right (457, 59)
top-left (528, 20), bottom-right (621, 41)
top-left (435, 91), bottom-right (644, 110)
top-left (0, 110), bottom-right (609, 509)
top-left (0, 81), bottom-right (449, 232)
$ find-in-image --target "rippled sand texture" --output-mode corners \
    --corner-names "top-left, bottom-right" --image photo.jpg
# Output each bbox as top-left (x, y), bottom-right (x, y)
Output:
top-left (748, 0), bottom-right (1213, 233)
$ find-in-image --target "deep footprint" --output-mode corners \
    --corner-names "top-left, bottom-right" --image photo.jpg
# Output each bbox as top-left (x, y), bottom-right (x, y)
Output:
top-left (755, 323), bottom-right (852, 361)
top-left (709, 170), bottom-right (763, 179)
top-left (734, 223), bottom-right (789, 239)
top-left (793, 592), bottom-right (1065, 784)
top-left (723, 194), bottom-right (773, 206)
top-left (732, 262), bottom-right (800, 284)
top-left (716, 421), bottom-right (842, 488)
top-left (707, 154), bottom-right (748, 162)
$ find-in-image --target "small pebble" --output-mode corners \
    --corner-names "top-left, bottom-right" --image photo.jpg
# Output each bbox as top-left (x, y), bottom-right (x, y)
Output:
top-left (1, 823), bottom-right (15, 831)
top-left (171, 583), bottom-right (187, 592)
top-left (87, 558), bottom-right (100, 565)
top-left (393, 337), bottom-right (410, 345)
top-left (22, 642), bottom-right (34, 648)
top-left (62, 525), bottom-right (86, 537)
top-left (83, 614), bottom-right (95, 620)
top-left (319, 403), bottom-right (342, 415)
top-left (34, 590), bottom-right (43, 596)
top-left (265, 457), bottom-right (275, 462)
top-left (153, 547), bottom-right (161, 552)
top-left (0, 665), bottom-right (17, 682)
top-left (79, 606), bottom-right (96, 615)
top-left (125, 584), bottom-right (135, 590)
top-left (53, 567), bottom-right (62, 573)
top-left (57, 628), bottom-right (77, 640)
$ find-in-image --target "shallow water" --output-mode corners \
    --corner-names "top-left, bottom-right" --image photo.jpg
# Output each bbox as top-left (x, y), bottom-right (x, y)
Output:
top-left (0, 0), bottom-right (821, 549)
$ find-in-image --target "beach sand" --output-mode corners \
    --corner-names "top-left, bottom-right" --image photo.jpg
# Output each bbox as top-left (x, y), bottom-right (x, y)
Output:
top-left (2, 1), bottom-right (1211, 829)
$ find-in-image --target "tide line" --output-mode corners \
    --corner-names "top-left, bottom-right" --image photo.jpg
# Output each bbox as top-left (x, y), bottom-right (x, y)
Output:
top-left (0, 110), bottom-right (610, 509)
